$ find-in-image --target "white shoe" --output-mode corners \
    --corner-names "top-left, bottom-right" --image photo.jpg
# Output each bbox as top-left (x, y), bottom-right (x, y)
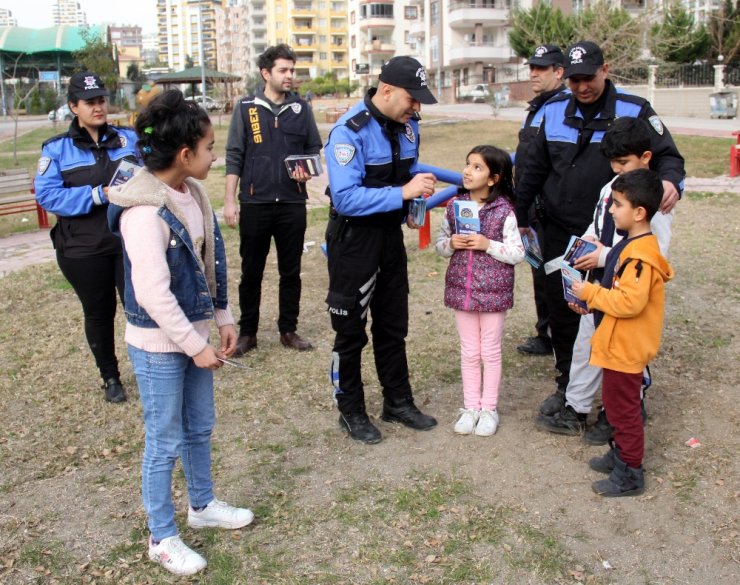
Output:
top-left (148, 535), bottom-right (207, 576)
top-left (475, 409), bottom-right (499, 436)
top-left (188, 498), bottom-right (255, 530)
top-left (454, 408), bottom-right (480, 435)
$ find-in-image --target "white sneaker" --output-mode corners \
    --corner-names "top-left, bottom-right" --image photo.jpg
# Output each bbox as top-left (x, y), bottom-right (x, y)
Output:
top-left (148, 535), bottom-right (207, 576)
top-left (454, 408), bottom-right (480, 435)
top-left (188, 498), bottom-right (255, 530)
top-left (475, 409), bottom-right (499, 436)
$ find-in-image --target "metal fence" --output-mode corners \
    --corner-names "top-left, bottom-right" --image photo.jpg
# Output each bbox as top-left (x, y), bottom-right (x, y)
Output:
top-left (611, 63), bottom-right (740, 88)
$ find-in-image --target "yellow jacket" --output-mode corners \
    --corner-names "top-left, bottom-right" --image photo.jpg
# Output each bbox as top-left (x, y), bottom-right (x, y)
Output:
top-left (581, 234), bottom-right (674, 374)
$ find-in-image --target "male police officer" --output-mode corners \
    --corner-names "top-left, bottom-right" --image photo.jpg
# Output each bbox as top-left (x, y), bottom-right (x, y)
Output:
top-left (224, 44), bottom-right (322, 355)
top-left (324, 56), bottom-right (439, 444)
top-left (514, 41), bottom-right (684, 419)
top-left (515, 44), bottom-right (566, 357)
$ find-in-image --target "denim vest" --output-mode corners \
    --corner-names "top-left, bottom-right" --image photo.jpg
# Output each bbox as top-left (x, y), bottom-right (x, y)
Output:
top-left (108, 177), bottom-right (228, 328)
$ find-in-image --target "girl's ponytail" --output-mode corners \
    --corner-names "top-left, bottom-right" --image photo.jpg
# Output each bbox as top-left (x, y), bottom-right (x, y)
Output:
top-left (135, 89), bottom-right (211, 171)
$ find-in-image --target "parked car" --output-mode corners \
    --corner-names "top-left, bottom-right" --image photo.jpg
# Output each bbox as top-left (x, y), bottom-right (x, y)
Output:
top-left (185, 95), bottom-right (224, 111)
top-left (458, 84), bottom-right (491, 104)
top-left (48, 104), bottom-right (73, 121)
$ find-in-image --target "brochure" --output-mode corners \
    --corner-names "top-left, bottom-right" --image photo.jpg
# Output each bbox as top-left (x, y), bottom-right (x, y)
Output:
top-left (562, 235), bottom-right (598, 268)
top-left (409, 197), bottom-right (427, 226)
top-left (284, 154), bottom-right (323, 177)
top-left (453, 200), bottom-right (480, 235)
top-left (521, 230), bottom-right (543, 269)
top-left (560, 263), bottom-right (588, 311)
top-left (109, 159), bottom-right (143, 187)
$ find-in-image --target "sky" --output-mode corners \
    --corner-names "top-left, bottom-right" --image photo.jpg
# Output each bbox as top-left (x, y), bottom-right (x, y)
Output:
top-left (3, 0), bottom-right (158, 35)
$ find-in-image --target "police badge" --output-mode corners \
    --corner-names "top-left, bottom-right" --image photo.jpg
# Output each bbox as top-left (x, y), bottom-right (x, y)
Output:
top-left (291, 103), bottom-right (302, 114)
top-left (404, 123), bottom-right (415, 143)
top-left (37, 156), bottom-right (51, 175)
top-left (334, 144), bottom-right (355, 166)
top-left (648, 115), bottom-right (664, 136)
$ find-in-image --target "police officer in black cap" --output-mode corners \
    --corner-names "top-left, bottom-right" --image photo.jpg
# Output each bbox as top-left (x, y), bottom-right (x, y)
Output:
top-left (515, 44), bottom-right (566, 358)
top-left (35, 71), bottom-right (140, 403)
top-left (324, 56), bottom-right (439, 444)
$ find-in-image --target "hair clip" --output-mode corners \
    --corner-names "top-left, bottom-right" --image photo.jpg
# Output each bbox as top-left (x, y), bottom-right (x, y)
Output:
top-left (143, 126), bottom-right (154, 135)
top-left (142, 146), bottom-right (152, 154)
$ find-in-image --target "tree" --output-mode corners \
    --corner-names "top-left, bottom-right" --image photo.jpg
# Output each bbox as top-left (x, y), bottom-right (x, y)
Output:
top-left (4, 53), bottom-right (39, 165)
top-left (650, 2), bottom-right (710, 64)
top-left (573, 1), bottom-right (645, 70)
top-left (707, 0), bottom-right (740, 64)
top-left (72, 29), bottom-right (118, 99)
top-left (508, 4), bottom-right (576, 59)
top-left (185, 54), bottom-right (195, 69)
top-left (126, 63), bottom-right (146, 94)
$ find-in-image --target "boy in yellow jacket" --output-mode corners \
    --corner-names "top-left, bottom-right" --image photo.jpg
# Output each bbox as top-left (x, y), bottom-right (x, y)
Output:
top-left (572, 168), bottom-right (674, 497)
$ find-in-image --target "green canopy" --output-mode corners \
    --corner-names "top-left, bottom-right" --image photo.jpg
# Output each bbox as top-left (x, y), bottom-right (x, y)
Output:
top-left (154, 66), bottom-right (241, 84)
top-left (0, 25), bottom-right (105, 54)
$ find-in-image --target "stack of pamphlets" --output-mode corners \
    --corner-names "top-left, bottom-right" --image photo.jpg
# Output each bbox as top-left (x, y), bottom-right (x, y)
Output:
top-left (560, 235), bottom-right (598, 310)
top-left (409, 197), bottom-right (427, 226)
top-left (109, 160), bottom-right (143, 187)
top-left (284, 154), bottom-right (323, 176)
top-left (453, 200), bottom-right (480, 234)
top-left (521, 230), bottom-right (543, 269)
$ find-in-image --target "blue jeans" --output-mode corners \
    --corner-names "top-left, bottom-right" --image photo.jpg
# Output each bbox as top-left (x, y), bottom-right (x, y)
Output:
top-left (128, 346), bottom-right (216, 541)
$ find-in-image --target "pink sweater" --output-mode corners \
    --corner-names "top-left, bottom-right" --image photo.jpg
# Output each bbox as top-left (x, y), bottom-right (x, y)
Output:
top-left (120, 183), bottom-right (234, 356)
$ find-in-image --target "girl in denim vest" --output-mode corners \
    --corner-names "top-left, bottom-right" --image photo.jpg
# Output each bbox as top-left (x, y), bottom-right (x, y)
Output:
top-left (435, 145), bottom-right (525, 437)
top-left (107, 90), bottom-right (253, 576)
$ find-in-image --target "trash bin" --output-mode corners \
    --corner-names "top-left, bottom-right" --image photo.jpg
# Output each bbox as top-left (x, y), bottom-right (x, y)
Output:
top-left (709, 91), bottom-right (738, 119)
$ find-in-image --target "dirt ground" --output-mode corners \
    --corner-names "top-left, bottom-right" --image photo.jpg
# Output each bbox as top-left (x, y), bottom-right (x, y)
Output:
top-left (0, 191), bottom-right (738, 584)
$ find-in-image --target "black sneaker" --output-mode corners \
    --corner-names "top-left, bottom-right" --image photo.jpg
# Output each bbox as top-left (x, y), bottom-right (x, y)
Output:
top-left (102, 377), bottom-right (126, 403)
top-left (381, 396), bottom-right (437, 430)
top-left (538, 388), bottom-right (565, 416)
top-left (535, 405), bottom-right (586, 435)
top-left (338, 411), bottom-right (382, 444)
top-left (592, 456), bottom-right (645, 497)
top-left (516, 336), bottom-right (553, 356)
top-left (584, 408), bottom-right (613, 445)
top-left (588, 445), bottom-right (617, 474)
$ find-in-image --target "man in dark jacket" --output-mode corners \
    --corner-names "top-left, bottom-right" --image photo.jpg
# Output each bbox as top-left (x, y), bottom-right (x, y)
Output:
top-left (515, 41), bottom-right (684, 418)
top-left (224, 44), bottom-right (323, 355)
top-left (515, 44), bottom-right (566, 357)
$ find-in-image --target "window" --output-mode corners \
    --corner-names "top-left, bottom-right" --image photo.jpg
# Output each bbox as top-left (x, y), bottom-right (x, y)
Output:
top-left (320, 52), bottom-right (327, 60)
top-left (430, 1), bottom-right (438, 25)
top-left (351, 34), bottom-right (356, 48)
top-left (431, 36), bottom-right (438, 62)
top-left (405, 6), bottom-right (418, 19)
top-left (359, 3), bottom-right (394, 19)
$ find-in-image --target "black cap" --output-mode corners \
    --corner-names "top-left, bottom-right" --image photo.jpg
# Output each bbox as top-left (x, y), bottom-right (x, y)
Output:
top-left (526, 44), bottom-right (564, 67)
top-left (378, 56), bottom-right (437, 104)
top-left (564, 41), bottom-right (605, 78)
top-left (68, 71), bottom-right (109, 101)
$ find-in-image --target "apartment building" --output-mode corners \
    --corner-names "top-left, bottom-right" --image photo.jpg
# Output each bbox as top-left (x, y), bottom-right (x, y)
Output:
top-left (267, 0), bottom-right (349, 79)
top-left (0, 8), bottom-right (18, 27)
top-left (53, 0), bottom-right (87, 26)
top-left (215, 0), bottom-right (268, 87)
top-left (157, 0), bottom-right (220, 70)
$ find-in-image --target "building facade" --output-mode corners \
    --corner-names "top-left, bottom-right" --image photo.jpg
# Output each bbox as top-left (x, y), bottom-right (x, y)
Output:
top-left (215, 0), bottom-right (268, 92)
top-left (0, 8), bottom-right (18, 27)
top-left (52, 0), bottom-right (87, 26)
top-left (157, 0), bottom-right (220, 70)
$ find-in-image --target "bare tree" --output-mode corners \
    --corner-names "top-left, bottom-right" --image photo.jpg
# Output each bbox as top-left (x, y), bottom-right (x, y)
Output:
top-left (4, 53), bottom-right (40, 166)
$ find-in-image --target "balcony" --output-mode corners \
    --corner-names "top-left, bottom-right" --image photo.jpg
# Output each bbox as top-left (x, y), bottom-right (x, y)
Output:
top-left (359, 15), bottom-right (395, 30)
top-left (363, 40), bottom-right (395, 54)
top-left (251, 17), bottom-right (267, 30)
top-left (448, 43), bottom-right (511, 64)
top-left (448, 0), bottom-right (510, 28)
top-left (408, 18), bottom-right (425, 38)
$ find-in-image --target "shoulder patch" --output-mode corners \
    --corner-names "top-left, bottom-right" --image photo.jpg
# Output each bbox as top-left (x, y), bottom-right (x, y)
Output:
top-left (333, 144), bottom-right (356, 166)
top-left (648, 115), bottom-right (664, 136)
top-left (119, 134), bottom-right (128, 148)
top-left (37, 156), bottom-right (51, 175)
top-left (404, 123), bottom-right (416, 143)
top-left (291, 102), bottom-right (302, 114)
top-left (345, 110), bottom-right (371, 133)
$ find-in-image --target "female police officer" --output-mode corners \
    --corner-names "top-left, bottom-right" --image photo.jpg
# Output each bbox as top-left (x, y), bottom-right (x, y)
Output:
top-left (36, 71), bottom-right (140, 403)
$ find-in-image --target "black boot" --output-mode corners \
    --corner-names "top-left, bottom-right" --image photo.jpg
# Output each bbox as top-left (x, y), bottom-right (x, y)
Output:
top-left (102, 377), bottom-right (126, 403)
top-left (588, 441), bottom-right (618, 474)
top-left (338, 410), bottom-right (382, 444)
top-left (516, 336), bottom-right (553, 356)
top-left (538, 387), bottom-right (565, 416)
top-left (381, 395), bottom-right (437, 430)
top-left (535, 404), bottom-right (587, 435)
top-left (584, 408), bottom-right (613, 445)
top-left (592, 454), bottom-right (645, 497)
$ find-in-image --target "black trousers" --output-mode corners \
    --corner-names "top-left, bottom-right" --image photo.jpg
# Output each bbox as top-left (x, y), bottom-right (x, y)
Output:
top-left (542, 222), bottom-right (582, 390)
top-left (238, 202), bottom-right (307, 336)
top-left (56, 251), bottom-right (124, 381)
top-left (326, 217), bottom-right (412, 415)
